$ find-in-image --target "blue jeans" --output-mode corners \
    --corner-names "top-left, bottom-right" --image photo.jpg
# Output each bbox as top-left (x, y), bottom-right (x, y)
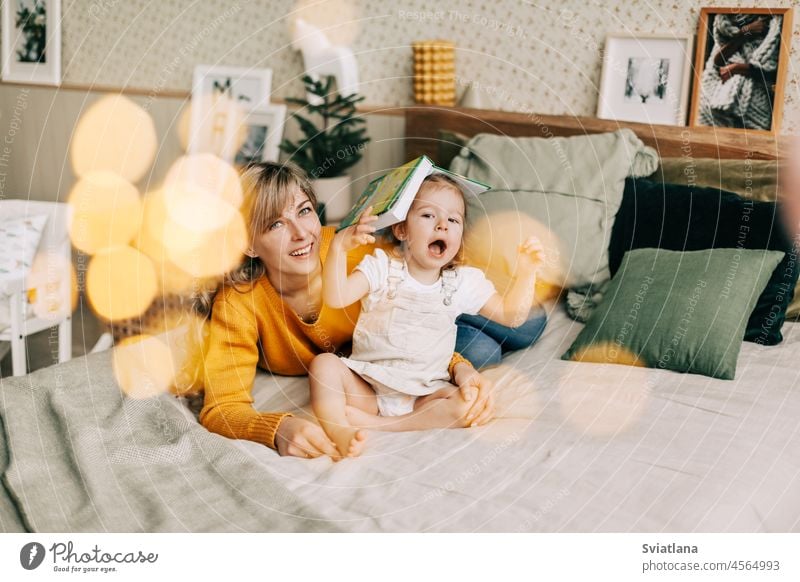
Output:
top-left (455, 310), bottom-right (548, 369)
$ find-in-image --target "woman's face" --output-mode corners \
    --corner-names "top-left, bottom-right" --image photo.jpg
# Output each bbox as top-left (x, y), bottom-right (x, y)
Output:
top-left (250, 188), bottom-right (322, 280)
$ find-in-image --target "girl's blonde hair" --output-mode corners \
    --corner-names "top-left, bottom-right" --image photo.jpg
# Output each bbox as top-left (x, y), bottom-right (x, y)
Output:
top-left (390, 173), bottom-right (469, 269)
top-left (193, 161), bottom-right (317, 316)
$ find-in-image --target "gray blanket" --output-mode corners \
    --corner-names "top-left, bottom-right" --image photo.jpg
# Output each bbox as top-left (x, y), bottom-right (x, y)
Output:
top-left (0, 352), bottom-right (337, 532)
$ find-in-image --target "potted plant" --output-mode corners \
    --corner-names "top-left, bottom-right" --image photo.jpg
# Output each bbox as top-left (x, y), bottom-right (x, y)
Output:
top-left (279, 75), bottom-right (370, 221)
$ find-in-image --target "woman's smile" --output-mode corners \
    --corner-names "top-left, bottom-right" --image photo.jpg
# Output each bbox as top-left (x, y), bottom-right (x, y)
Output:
top-left (289, 242), bottom-right (314, 258)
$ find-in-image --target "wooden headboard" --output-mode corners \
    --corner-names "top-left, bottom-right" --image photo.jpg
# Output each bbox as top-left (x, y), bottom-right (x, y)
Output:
top-left (404, 106), bottom-right (786, 163)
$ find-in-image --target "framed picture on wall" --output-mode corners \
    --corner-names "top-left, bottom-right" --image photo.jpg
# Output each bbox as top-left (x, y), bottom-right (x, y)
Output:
top-left (1, 0), bottom-right (61, 85)
top-left (597, 34), bottom-right (693, 126)
top-left (234, 104), bottom-right (287, 165)
top-left (191, 65), bottom-right (273, 112)
top-left (189, 65), bottom-right (273, 160)
top-left (689, 7), bottom-right (793, 133)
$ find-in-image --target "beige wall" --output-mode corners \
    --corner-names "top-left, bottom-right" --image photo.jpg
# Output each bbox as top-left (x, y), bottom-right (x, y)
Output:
top-left (0, 83), bottom-right (405, 203)
top-left (5, 0), bottom-right (800, 126)
top-left (3, 0), bottom-right (800, 202)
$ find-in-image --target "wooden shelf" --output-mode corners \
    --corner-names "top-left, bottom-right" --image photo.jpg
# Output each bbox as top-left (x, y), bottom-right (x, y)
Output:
top-left (404, 105), bottom-right (787, 161)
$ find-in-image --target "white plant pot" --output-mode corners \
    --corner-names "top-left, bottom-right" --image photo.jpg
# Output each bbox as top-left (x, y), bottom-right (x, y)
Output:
top-left (312, 176), bottom-right (352, 223)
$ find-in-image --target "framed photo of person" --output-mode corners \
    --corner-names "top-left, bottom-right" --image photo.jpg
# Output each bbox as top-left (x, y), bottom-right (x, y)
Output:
top-left (189, 65), bottom-right (273, 160)
top-left (689, 7), bottom-right (793, 133)
top-left (1, 0), bottom-right (61, 85)
top-left (596, 34), bottom-right (693, 126)
top-left (234, 104), bottom-right (287, 165)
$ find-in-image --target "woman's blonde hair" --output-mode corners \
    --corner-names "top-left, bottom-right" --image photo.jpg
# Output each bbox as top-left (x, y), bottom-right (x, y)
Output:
top-left (390, 173), bottom-right (469, 269)
top-left (193, 161), bottom-right (317, 316)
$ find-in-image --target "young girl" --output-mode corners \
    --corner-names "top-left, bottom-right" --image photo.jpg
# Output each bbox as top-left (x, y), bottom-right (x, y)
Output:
top-left (309, 174), bottom-right (543, 458)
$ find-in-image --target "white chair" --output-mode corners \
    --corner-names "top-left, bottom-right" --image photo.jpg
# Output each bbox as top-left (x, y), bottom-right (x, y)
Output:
top-left (0, 200), bottom-right (72, 376)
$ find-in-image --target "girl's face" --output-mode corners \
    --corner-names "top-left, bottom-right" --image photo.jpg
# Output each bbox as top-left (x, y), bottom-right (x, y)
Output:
top-left (249, 189), bottom-right (322, 279)
top-left (393, 183), bottom-right (465, 274)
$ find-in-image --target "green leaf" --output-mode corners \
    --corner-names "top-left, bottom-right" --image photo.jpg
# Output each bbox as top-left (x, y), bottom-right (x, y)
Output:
top-left (281, 75), bottom-right (369, 176)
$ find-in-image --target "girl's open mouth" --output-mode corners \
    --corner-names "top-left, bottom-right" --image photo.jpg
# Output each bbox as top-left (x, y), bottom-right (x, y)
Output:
top-left (428, 239), bottom-right (447, 258)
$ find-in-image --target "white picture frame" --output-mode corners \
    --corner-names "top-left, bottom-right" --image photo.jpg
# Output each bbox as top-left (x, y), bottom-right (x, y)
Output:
top-left (191, 65), bottom-right (272, 112)
top-left (596, 34), bottom-right (693, 126)
top-left (234, 104), bottom-right (287, 165)
top-left (189, 65), bottom-right (273, 160)
top-left (1, 0), bottom-right (61, 85)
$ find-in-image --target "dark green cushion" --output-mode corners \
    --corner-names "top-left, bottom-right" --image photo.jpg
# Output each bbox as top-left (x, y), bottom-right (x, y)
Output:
top-left (562, 248), bottom-right (785, 380)
top-left (437, 129), bottom-right (468, 168)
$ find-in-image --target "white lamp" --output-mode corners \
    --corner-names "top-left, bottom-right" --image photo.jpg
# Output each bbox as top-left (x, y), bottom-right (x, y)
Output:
top-left (291, 18), bottom-right (359, 102)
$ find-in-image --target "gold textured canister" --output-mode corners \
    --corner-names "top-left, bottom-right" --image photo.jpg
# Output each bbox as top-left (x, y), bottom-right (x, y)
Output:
top-left (412, 40), bottom-right (456, 106)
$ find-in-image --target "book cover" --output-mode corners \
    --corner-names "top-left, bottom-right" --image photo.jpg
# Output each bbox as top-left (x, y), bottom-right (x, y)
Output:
top-left (336, 156), bottom-right (490, 231)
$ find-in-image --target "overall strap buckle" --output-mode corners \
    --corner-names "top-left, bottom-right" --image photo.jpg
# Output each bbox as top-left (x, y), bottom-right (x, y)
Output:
top-left (387, 257), bottom-right (405, 300)
top-left (441, 267), bottom-right (458, 306)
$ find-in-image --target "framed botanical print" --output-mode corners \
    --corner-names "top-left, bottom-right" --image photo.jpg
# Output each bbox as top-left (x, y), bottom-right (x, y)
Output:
top-left (1, 0), bottom-right (61, 85)
top-left (689, 7), bottom-right (793, 133)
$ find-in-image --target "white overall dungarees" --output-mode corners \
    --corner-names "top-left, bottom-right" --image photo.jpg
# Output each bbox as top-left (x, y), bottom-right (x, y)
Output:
top-left (341, 256), bottom-right (461, 416)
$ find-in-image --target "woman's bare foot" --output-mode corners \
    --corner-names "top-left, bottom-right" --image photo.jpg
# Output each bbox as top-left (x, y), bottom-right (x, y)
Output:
top-left (328, 425), bottom-right (368, 459)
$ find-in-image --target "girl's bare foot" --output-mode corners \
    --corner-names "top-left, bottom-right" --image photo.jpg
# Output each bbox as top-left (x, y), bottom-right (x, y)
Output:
top-left (329, 425), bottom-right (368, 459)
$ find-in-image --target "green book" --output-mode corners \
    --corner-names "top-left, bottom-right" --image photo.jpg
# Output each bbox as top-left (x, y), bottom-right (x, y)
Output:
top-left (336, 155), bottom-right (490, 231)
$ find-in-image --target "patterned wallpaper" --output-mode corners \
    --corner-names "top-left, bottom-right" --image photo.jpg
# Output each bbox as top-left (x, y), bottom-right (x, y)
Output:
top-left (35, 0), bottom-right (800, 133)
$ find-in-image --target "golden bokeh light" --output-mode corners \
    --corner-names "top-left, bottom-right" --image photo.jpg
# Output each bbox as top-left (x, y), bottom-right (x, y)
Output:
top-left (162, 154), bottom-right (243, 232)
top-left (135, 190), bottom-right (200, 294)
top-left (162, 314), bottom-right (209, 397)
top-left (569, 342), bottom-right (647, 368)
top-left (140, 188), bottom-right (170, 246)
top-left (86, 246), bottom-right (158, 321)
top-left (27, 252), bottom-right (79, 321)
top-left (558, 353), bottom-right (650, 437)
top-left (112, 334), bottom-right (175, 399)
top-left (164, 210), bottom-right (248, 279)
top-left (464, 211), bottom-right (565, 306)
top-left (176, 104), bottom-right (192, 153)
top-left (70, 94), bottom-right (157, 183)
top-left (183, 95), bottom-right (246, 159)
top-left (68, 170), bottom-right (142, 255)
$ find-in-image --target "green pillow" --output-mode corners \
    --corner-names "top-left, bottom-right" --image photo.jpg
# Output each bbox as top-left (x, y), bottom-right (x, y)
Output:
top-left (562, 248), bottom-right (785, 380)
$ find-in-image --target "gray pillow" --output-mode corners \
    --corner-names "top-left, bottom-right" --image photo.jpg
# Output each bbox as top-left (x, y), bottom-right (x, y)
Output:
top-left (453, 129), bottom-right (659, 287)
top-left (464, 189), bottom-right (612, 289)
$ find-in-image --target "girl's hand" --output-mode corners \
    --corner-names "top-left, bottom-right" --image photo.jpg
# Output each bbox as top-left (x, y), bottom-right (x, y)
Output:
top-left (453, 362), bottom-right (495, 427)
top-left (275, 416), bottom-right (339, 459)
top-left (334, 206), bottom-right (378, 252)
top-left (517, 235), bottom-right (544, 274)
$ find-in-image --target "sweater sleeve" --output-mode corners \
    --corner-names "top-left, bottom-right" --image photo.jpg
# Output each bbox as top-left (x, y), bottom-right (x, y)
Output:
top-left (199, 294), bottom-right (291, 450)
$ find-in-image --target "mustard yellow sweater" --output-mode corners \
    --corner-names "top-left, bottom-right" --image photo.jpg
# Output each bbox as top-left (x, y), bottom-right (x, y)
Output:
top-left (200, 227), bottom-right (470, 450)
top-left (200, 227), bottom-right (365, 448)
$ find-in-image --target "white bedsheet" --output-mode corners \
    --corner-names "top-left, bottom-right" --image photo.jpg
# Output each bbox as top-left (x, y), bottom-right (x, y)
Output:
top-left (245, 306), bottom-right (800, 532)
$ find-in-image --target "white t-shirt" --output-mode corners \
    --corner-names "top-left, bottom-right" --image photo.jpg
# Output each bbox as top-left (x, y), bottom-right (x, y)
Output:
top-left (355, 248), bottom-right (496, 316)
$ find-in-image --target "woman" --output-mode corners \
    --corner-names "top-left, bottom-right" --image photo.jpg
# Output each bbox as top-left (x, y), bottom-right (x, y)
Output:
top-left (698, 14), bottom-right (781, 130)
top-left (197, 162), bottom-right (546, 459)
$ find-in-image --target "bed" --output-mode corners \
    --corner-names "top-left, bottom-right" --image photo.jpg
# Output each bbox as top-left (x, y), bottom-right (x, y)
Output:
top-left (1, 108), bottom-right (798, 532)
